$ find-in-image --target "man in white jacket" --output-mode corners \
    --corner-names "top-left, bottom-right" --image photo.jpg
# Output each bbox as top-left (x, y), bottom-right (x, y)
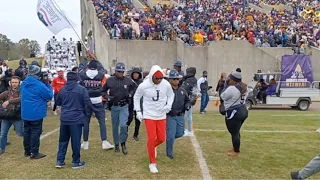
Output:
top-left (134, 65), bottom-right (174, 174)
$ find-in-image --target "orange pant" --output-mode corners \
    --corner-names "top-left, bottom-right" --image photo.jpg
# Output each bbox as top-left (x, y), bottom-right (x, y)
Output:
top-left (144, 119), bottom-right (166, 164)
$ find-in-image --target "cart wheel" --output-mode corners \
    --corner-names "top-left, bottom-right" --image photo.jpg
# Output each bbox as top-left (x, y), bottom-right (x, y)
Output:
top-left (245, 100), bottom-right (253, 110)
top-left (297, 100), bottom-right (310, 111)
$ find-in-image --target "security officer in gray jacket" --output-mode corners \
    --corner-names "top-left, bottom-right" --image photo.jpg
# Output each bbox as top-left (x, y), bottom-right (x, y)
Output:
top-left (166, 70), bottom-right (191, 159)
top-left (101, 62), bottom-right (137, 155)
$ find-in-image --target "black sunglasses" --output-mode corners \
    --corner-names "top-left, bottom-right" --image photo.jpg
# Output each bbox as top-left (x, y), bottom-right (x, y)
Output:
top-left (116, 71), bottom-right (124, 73)
top-left (155, 77), bottom-right (163, 80)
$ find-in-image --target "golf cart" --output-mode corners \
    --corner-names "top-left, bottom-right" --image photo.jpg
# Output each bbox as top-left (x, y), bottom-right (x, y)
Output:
top-left (245, 72), bottom-right (320, 111)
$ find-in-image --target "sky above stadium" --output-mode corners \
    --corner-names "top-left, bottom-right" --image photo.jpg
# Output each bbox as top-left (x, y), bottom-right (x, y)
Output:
top-left (0, 0), bottom-right (81, 53)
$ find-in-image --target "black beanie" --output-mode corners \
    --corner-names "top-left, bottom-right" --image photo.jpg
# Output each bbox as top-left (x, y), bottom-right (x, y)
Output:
top-left (67, 72), bottom-right (78, 81)
top-left (88, 60), bottom-right (98, 70)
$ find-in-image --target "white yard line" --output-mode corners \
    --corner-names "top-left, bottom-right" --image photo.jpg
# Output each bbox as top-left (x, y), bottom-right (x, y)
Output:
top-left (270, 114), bottom-right (320, 117)
top-left (190, 135), bottom-right (213, 180)
top-left (195, 129), bottom-right (315, 133)
top-left (40, 127), bottom-right (60, 140)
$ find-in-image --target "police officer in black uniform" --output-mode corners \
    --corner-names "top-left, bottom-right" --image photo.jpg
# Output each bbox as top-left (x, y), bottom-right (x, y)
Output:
top-left (166, 70), bottom-right (191, 159)
top-left (101, 62), bottom-right (137, 155)
top-left (127, 66), bottom-right (143, 141)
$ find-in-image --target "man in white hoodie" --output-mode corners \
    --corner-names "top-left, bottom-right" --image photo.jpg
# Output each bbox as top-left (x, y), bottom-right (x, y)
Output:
top-left (134, 65), bottom-right (175, 173)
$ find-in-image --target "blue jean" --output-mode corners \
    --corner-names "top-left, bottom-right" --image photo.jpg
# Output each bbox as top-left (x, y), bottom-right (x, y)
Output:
top-left (0, 120), bottom-right (23, 152)
top-left (166, 115), bottom-right (185, 157)
top-left (57, 124), bottom-right (82, 163)
top-left (23, 119), bottom-right (43, 155)
top-left (83, 102), bottom-right (107, 141)
top-left (200, 92), bottom-right (209, 112)
top-left (185, 106), bottom-right (193, 132)
top-left (111, 105), bottom-right (129, 145)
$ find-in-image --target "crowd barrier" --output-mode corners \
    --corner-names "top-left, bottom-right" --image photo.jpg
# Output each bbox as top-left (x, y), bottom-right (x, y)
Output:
top-left (80, 0), bottom-right (320, 85)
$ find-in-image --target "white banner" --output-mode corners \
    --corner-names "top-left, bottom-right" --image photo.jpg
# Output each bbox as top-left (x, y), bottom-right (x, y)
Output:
top-left (37, 0), bottom-right (71, 34)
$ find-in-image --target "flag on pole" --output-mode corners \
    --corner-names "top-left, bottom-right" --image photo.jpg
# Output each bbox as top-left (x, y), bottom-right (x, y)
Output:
top-left (37, 0), bottom-right (71, 34)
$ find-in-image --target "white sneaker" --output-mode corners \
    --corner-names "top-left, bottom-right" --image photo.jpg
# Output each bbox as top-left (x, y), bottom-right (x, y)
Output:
top-left (102, 141), bottom-right (114, 149)
top-left (81, 141), bottom-right (89, 150)
top-left (316, 128), bottom-right (320, 133)
top-left (184, 131), bottom-right (194, 137)
top-left (53, 111), bottom-right (58, 116)
top-left (155, 147), bottom-right (157, 158)
top-left (183, 129), bottom-right (188, 136)
top-left (149, 163), bottom-right (158, 173)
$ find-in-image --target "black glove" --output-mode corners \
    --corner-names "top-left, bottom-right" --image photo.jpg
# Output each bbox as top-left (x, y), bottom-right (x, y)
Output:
top-left (106, 102), bottom-right (112, 110)
top-left (185, 104), bottom-right (191, 111)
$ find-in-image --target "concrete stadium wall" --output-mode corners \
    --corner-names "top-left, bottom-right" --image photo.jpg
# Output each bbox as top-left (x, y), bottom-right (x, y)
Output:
top-left (132, 0), bottom-right (145, 11)
top-left (176, 39), bottom-right (208, 79)
top-left (82, 0), bottom-right (320, 87)
top-left (306, 46), bottom-right (320, 81)
top-left (259, 3), bottom-right (293, 12)
top-left (249, 3), bottom-right (270, 14)
top-left (108, 40), bottom-right (177, 70)
top-left (207, 41), bottom-right (279, 85)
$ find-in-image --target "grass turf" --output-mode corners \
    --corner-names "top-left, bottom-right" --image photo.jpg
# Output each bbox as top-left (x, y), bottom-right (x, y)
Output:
top-left (194, 110), bottom-right (320, 179)
top-left (1, 109), bottom-right (320, 179)
top-left (1, 110), bottom-right (201, 179)
top-left (6, 58), bottom-right (43, 69)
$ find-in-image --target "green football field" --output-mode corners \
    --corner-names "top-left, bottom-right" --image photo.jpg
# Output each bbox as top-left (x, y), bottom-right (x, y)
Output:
top-left (1, 108), bottom-right (320, 179)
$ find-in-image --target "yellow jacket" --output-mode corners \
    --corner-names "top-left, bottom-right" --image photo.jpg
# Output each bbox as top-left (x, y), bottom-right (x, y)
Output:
top-left (194, 33), bottom-right (204, 44)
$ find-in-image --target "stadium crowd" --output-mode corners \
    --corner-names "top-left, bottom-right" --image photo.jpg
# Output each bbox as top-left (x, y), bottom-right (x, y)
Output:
top-left (89, 0), bottom-right (320, 49)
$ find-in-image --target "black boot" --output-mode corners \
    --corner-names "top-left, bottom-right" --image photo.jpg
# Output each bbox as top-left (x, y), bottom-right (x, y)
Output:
top-left (133, 136), bottom-right (139, 141)
top-left (167, 155), bottom-right (174, 159)
top-left (121, 142), bottom-right (128, 155)
top-left (290, 171), bottom-right (302, 180)
top-left (114, 145), bottom-right (120, 153)
top-left (30, 153), bottom-right (46, 159)
top-left (24, 152), bottom-right (31, 157)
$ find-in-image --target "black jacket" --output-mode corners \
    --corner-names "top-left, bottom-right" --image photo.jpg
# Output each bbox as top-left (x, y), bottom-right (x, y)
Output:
top-left (168, 87), bottom-right (191, 116)
top-left (56, 81), bottom-right (92, 125)
top-left (181, 67), bottom-right (197, 97)
top-left (129, 67), bottom-right (143, 110)
top-left (216, 79), bottom-right (226, 96)
top-left (79, 70), bottom-right (104, 98)
top-left (131, 67), bottom-right (143, 88)
top-left (101, 76), bottom-right (137, 104)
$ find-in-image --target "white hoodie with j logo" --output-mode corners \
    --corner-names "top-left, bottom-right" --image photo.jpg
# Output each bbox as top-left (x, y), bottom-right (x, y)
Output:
top-left (133, 65), bottom-right (175, 120)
